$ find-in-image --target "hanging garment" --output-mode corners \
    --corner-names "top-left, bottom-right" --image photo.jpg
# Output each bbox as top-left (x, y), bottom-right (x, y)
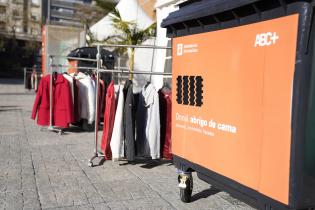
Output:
top-left (101, 80), bottom-right (116, 159)
top-left (63, 74), bottom-right (76, 123)
top-left (31, 73), bottom-right (74, 128)
top-left (73, 78), bottom-right (81, 123)
top-left (123, 80), bottom-right (136, 161)
top-left (36, 74), bottom-right (42, 93)
top-left (63, 74), bottom-right (74, 105)
top-left (26, 72), bottom-right (32, 90)
top-left (99, 79), bottom-right (106, 117)
top-left (110, 85), bottom-right (125, 161)
top-left (75, 72), bottom-right (95, 124)
top-left (136, 83), bottom-right (161, 159)
top-left (34, 73), bottom-right (38, 92)
top-left (159, 88), bottom-right (172, 160)
top-left (31, 71), bottom-right (35, 89)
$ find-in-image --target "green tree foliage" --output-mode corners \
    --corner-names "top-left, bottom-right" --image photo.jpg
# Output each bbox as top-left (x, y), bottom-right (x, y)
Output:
top-left (95, 0), bottom-right (116, 11)
top-left (77, 0), bottom-right (156, 79)
top-left (103, 9), bottom-right (156, 79)
top-left (75, 0), bottom-right (117, 46)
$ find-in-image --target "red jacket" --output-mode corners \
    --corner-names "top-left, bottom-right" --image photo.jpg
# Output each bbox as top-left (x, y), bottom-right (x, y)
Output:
top-left (159, 89), bottom-right (172, 159)
top-left (101, 81), bottom-right (116, 159)
top-left (31, 74), bottom-right (74, 128)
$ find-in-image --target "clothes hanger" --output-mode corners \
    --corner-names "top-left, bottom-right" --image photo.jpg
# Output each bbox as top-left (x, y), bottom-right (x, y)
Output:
top-left (163, 81), bottom-right (171, 90)
top-left (144, 80), bottom-right (150, 89)
top-left (53, 71), bottom-right (58, 81)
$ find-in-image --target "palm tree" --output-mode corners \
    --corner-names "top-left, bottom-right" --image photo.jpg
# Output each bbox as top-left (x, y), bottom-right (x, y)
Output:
top-left (103, 9), bottom-right (156, 80)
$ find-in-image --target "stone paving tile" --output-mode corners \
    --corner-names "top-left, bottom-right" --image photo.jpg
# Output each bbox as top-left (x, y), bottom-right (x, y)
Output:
top-left (38, 187), bottom-right (58, 209)
top-left (79, 183), bottom-right (104, 204)
top-left (53, 185), bottom-right (89, 207)
top-left (45, 204), bottom-right (95, 210)
top-left (92, 203), bottom-right (111, 210)
top-left (23, 189), bottom-right (41, 210)
top-left (0, 80), bottom-right (256, 210)
top-left (22, 173), bottom-right (37, 191)
top-left (5, 191), bottom-right (23, 210)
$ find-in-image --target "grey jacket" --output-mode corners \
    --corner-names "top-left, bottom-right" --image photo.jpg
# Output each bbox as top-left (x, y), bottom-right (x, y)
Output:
top-left (123, 80), bottom-right (136, 161)
top-left (136, 83), bottom-right (160, 159)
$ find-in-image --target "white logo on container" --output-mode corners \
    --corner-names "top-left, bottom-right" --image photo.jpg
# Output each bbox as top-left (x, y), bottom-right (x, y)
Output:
top-left (254, 32), bottom-right (279, 47)
top-left (177, 44), bottom-right (183, 56)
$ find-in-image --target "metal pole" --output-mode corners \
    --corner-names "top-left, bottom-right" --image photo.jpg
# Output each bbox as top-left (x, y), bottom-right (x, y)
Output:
top-left (47, 0), bottom-right (51, 24)
top-left (94, 43), bottom-right (171, 49)
top-left (118, 57), bottom-right (121, 83)
top-left (149, 38), bottom-right (157, 82)
top-left (94, 45), bottom-right (101, 155)
top-left (98, 68), bottom-right (172, 76)
top-left (24, 68), bottom-right (26, 90)
top-left (49, 56), bottom-right (53, 128)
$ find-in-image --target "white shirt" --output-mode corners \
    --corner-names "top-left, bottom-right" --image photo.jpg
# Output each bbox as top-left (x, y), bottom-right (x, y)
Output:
top-left (63, 74), bottom-right (74, 104)
top-left (110, 85), bottom-right (125, 161)
top-left (75, 72), bottom-right (95, 124)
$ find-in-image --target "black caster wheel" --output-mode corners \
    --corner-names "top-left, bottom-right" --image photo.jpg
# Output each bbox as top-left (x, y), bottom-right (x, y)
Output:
top-left (178, 174), bottom-right (193, 203)
top-left (88, 161), bottom-right (93, 167)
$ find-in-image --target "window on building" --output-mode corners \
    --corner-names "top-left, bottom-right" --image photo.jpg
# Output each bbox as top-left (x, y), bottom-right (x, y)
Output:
top-left (0, 0), bottom-right (8, 4)
top-left (15, 26), bottom-right (22, 33)
top-left (31, 28), bottom-right (38, 35)
top-left (31, 14), bottom-right (38, 21)
top-left (12, 9), bottom-right (22, 18)
top-left (31, 0), bottom-right (39, 5)
top-left (52, 7), bottom-right (74, 14)
top-left (0, 22), bottom-right (6, 30)
top-left (12, 0), bottom-right (23, 4)
top-left (0, 6), bottom-right (6, 13)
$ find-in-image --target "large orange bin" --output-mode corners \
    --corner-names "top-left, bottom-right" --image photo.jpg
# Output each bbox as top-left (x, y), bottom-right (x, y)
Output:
top-left (162, 0), bottom-right (315, 209)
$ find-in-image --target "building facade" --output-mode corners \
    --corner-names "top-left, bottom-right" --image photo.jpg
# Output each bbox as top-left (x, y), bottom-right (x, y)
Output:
top-left (137, 0), bottom-right (156, 20)
top-left (42, 0), bottom-right (92, 28)
top-left (0, 0), bottom-right (41, 41)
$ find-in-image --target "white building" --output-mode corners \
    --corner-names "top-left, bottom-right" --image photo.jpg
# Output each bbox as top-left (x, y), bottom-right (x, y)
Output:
top-left (90, 0), bottom-right (187, 91)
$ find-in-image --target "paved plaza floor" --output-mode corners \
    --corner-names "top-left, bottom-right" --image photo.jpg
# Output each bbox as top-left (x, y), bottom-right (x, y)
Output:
top-left (0, 79), bottom-right (255, 210)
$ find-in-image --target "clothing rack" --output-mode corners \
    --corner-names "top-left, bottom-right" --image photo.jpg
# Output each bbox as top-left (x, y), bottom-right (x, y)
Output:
top-left (88, 44), bottom-right (172, 167)
top-left (44, 44), bottom-right (172, 165)
top-left (45, 55), bottom-right (99, 135)
top-left (43, 56), bottom-right (64, 134)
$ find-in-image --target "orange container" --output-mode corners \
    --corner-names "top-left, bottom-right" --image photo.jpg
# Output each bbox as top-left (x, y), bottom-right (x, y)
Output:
top-left (162, 1), bottom-right (315, 209)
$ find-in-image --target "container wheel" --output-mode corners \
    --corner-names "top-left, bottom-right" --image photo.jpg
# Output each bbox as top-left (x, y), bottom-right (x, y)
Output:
top-left (178, 174), bottom-right (193, 203)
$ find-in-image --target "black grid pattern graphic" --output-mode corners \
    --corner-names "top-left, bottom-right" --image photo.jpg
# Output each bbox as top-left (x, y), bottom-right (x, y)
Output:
top-left (176, 75), bottom-right (203, 107)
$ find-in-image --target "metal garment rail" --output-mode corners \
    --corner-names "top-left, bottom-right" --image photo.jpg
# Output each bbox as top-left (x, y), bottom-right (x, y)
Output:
top-left (45, 55), bottom-right (98, 134)
top-left (42, 45), bottom-right (172, 164)
top-left (88, 44), bottom-right (172, 167)
top-left (50, 65), bottom-right (98, 70)
top-left (93, 43), bottom-right (172, 50)
top-left (89, 69), bottom-right (172, 166)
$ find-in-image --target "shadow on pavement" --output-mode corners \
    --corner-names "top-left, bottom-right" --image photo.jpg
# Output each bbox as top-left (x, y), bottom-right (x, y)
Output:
top-left (191, 187), bottom-right (221, 202)
top-left (0, 105), bottom-right (20, 108)
top-left (88, 157), bottom-right (173, 169)
top-left (0, 106), bottom-right (21, 112)
top-left (63, 126), bottom-right (88, 133)
top-left (0, 79), bottom-right (23, 85)
top-left (0, 108), bottom-right (22, 112)
top-left (139, 159), bottom-right (173, 169)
